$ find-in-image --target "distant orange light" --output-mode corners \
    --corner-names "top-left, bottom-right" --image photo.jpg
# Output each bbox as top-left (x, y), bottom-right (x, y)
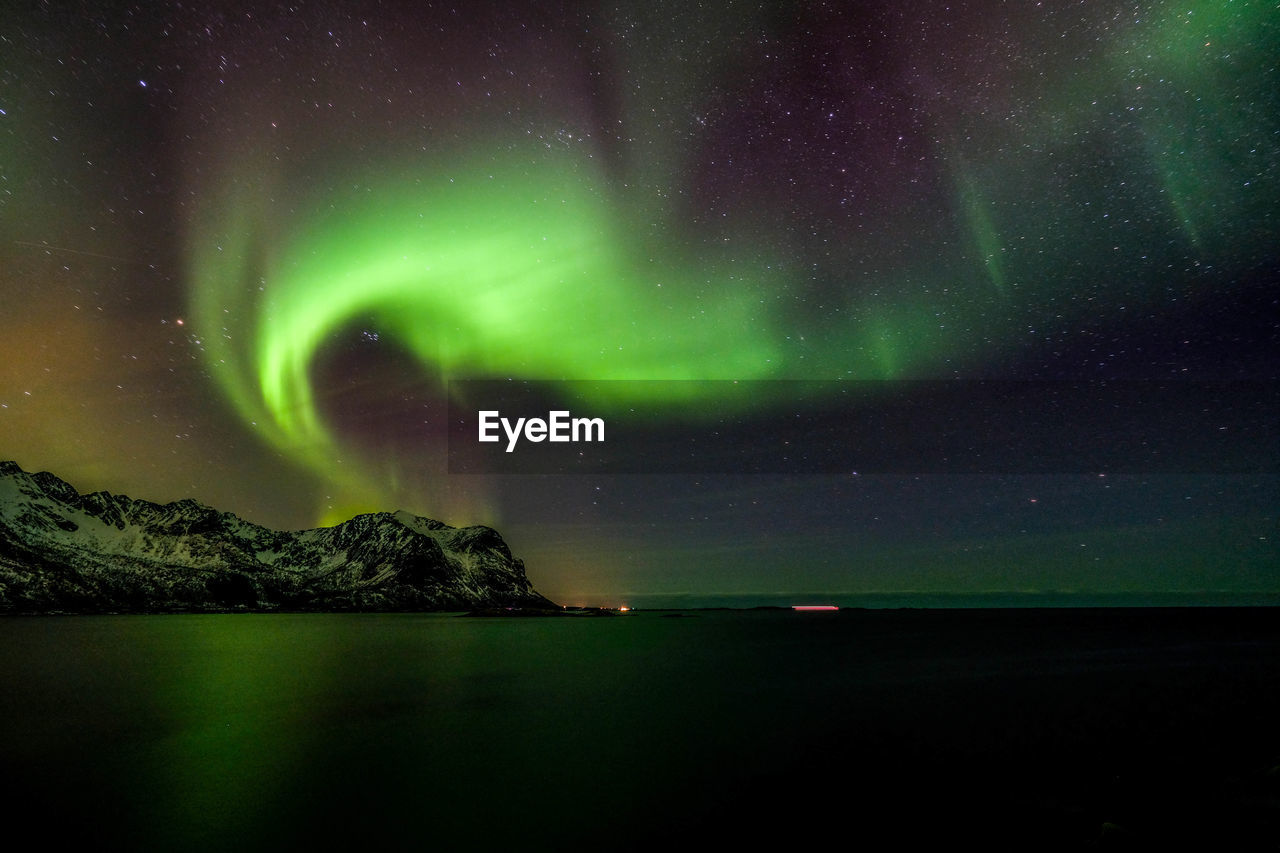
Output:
top-left (792, 605), bottom-right (839, 611)
top-left (618, 605), bottom-right (630, 612)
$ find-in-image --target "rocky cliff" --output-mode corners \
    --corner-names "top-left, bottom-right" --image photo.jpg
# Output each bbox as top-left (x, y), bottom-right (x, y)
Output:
top-left (0, 461), bottom-right (556, 613)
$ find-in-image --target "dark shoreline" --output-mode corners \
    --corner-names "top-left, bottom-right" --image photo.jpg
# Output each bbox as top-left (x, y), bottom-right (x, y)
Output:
top-left (3, 602), bottom-right (1278, 617)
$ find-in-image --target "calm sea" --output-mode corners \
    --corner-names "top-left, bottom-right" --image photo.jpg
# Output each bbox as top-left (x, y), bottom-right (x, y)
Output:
top-left (1, 609), bottom-right (1277, 849)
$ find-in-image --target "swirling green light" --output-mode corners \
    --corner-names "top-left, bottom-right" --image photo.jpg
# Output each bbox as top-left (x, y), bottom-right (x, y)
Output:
top-left (189, 149), bottom-right (804, 505)
top-left (184, 0), bottom-right (1277, 523)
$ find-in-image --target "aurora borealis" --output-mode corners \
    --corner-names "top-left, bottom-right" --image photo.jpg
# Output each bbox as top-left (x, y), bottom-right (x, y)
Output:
top-left (2, 1), bottom-right (1276, 604)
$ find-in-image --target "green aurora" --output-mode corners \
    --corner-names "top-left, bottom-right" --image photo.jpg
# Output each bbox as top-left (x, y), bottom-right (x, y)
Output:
top-left (183, 0), bottom-right (1277, 523)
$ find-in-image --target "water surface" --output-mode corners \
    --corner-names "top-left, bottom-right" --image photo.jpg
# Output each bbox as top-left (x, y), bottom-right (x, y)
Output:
top-left (2, 609), bottom-right (1277, 848)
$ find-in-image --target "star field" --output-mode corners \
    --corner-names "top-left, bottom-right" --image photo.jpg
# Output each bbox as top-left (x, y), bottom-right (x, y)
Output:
top-left (1, 1), bottom-right (1275, 604)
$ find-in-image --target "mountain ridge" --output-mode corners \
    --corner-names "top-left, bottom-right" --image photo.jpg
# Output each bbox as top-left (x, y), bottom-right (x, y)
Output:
top-left (0, 461), bottom-right (556, 613)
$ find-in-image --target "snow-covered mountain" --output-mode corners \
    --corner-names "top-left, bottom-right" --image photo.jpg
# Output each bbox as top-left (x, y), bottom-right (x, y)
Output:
top-left (0, 461), bottom-right (555, 612)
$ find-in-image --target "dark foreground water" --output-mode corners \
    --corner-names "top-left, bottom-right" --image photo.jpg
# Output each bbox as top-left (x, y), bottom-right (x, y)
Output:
top-left (2, 609), bottom-right (1277, 850)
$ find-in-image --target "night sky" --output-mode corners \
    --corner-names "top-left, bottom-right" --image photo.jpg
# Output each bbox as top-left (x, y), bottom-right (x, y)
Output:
top-left (2, 1), bottom-right (1276, 605)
